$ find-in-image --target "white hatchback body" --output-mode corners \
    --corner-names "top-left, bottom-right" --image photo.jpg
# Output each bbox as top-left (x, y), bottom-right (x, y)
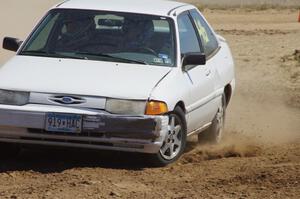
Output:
top-left (0, 0), bottom-right (235, 165)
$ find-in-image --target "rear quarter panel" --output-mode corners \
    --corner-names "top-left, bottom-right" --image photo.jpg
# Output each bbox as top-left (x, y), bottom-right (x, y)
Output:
top-left (214, 36), bottom-right (235, 94)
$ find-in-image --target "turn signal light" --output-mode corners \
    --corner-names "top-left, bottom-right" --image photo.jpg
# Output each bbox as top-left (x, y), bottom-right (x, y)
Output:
top-left (145, 101), bottom-right (168, 115)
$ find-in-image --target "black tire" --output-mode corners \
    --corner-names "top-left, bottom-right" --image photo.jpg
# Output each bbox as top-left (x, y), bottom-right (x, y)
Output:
top-left (0, 142), bottom-right (20, 159)
top-left (198, 94), bottom-right (226, 144)
top-left (149, 106), bottom-right (187, 167)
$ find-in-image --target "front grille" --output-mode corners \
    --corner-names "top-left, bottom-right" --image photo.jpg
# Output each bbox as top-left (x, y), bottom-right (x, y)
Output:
top-left (27, 128), bottom-right (155, 140)
top-left (27, 128), bottom-right (105, 138)
top-left (20, 136), bottom-right (114, 147)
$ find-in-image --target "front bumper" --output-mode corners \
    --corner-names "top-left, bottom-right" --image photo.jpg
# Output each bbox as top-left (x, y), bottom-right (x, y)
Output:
top-left (0, 104), bottom-right (169, 154)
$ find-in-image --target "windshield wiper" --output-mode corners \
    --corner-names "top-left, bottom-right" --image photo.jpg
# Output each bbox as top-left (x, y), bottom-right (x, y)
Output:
top-left (76, 52), bottom-right (148, 65)
top-left (21, 50), bottom-right (87, 60)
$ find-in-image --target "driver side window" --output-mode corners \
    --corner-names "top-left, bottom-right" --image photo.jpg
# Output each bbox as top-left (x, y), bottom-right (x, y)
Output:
top-left (177, 13), bottom-right (201, 56)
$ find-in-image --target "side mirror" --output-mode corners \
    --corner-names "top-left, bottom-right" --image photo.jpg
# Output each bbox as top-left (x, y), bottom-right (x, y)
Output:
top-left (182, 52), bottom-right (206, 71)
top-left (3, 37), bottom-right (23, 52)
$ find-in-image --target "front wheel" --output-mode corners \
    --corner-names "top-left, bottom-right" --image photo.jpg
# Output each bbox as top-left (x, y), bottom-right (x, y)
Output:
top-left (149, 107), bottom-right (187, 166)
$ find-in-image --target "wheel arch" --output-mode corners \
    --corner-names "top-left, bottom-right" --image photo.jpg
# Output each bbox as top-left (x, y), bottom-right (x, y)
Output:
top-left (174, 101), bottom-right (186, 114)
top-left (173, 101), bottom-right (187, 131)
top-left (224, 84), bottom-right (232, 107)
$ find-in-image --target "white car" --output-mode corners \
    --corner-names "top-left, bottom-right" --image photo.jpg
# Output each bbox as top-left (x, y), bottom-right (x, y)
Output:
top-left (0, 0), bottom-right (235, 165)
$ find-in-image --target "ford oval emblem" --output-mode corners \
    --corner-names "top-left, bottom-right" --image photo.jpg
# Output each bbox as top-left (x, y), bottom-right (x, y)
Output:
top-left (62, 97), bottom-right (73, 104)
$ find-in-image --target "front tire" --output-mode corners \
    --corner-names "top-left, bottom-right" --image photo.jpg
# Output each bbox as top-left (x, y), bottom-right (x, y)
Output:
top-left (149, 107), bottom-right (187, 166)
top-left (198, 94), bottom-right (226, 144)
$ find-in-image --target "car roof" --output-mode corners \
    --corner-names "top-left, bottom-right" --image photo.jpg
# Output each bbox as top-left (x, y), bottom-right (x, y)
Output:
top-left (55, 0), bottom-right (192, 17)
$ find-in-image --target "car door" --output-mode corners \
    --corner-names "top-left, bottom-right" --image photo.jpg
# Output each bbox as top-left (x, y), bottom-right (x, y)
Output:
top-left (177, 12), bottom-right (217, 133)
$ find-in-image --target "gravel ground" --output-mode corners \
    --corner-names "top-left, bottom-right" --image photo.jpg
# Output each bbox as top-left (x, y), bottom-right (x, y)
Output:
top-left (0, 3), bottom-right (299, 199)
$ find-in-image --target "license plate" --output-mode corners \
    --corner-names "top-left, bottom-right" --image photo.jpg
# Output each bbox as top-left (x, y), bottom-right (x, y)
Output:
top-left (45, 113), bottom-right (82, 133)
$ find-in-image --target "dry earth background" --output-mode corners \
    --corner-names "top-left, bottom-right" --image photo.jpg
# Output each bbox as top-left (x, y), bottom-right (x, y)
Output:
top-left (0, 0), bottom-right (299, 198)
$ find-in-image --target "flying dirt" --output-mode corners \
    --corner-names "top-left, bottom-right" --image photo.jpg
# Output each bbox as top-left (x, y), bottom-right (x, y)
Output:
top-left (0, 2), bottom-right (299, 199)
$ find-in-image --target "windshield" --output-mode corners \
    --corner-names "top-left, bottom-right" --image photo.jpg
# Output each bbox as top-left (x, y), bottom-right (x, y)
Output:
top-left (20, 9), bottom-right (176, 67)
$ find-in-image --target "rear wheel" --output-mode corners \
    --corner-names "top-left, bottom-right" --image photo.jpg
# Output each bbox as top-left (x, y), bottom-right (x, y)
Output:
top-left (198, 94), bottom-right (226, 144)
top-left (0, 142), bottom-right (20, 159)
top-left (149, 107), bottom-right (186, 166)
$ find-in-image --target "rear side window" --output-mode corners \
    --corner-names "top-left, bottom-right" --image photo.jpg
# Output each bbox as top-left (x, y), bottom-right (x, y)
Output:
top-left (190, 9), bottom-right (219, 57)
top-left (177, 13), bottom-right (201, 55)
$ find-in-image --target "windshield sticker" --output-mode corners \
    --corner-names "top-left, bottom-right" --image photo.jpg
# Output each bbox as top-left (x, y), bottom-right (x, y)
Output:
top-left (164, 58), bottom-right (171, 64)
top-left (158, 53), bottom-right (169, 59)
top-left (153, 58), bottom-right (164, 64)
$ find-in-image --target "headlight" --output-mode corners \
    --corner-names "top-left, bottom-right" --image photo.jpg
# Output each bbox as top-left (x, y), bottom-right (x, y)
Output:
top-left (0, 89), bottom-right (29, 105)
top-left (105, 99), bottom-right (146, 115)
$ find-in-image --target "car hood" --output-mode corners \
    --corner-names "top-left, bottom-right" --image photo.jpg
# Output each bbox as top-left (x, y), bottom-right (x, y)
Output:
top-left (0, 56), bottom-right (172, 100)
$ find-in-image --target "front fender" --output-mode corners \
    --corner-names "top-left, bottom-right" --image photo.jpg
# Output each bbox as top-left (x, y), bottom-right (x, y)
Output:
top-left (148, 68), bottom-right (189, 113)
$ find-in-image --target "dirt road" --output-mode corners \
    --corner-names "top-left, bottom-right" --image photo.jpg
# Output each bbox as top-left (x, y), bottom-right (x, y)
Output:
top-left (183, 0), bottom-right (300, 8)
top-left (0, 7), bottom-right (299, 199)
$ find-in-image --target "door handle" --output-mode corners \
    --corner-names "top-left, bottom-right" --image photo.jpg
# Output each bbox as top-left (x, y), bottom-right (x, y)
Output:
top-left (205, 69), bottom-right (211, 76)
